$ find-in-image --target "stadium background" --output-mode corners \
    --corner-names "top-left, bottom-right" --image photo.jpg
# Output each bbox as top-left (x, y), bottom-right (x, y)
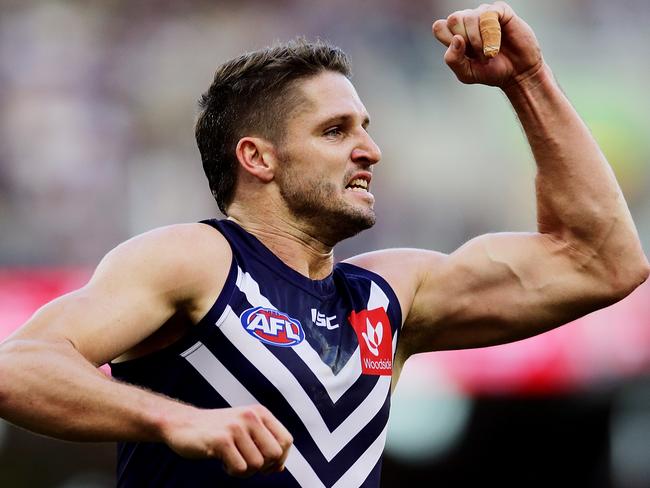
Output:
top-left (1, 0), bottom-right (649, 486)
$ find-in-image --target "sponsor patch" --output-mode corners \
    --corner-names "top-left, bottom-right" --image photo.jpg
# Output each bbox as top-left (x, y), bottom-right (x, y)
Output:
top-left (348, 307), bottom-right (392, 376)
top-left (241, 306), bottom-right (304, 347)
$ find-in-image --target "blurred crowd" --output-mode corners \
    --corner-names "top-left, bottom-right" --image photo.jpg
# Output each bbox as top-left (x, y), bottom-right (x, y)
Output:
top-left (1, 1), bottom-right (650, 486)
top-left (1, 0), bottom-right (648, 266)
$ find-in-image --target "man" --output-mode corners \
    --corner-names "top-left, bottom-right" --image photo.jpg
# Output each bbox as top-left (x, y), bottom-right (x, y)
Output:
top-left (0, 2), bottom-right (647, 487)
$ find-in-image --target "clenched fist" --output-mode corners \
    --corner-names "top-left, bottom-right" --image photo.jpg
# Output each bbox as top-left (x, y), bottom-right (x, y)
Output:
top-left (162, 404), bottom-right (293, 478)
top-left (433, 1), bottom-right (544, 88)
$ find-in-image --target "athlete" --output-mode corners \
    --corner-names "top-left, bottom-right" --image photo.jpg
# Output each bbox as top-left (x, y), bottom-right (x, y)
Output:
top-left (0, 2), bottom-right (648, 487)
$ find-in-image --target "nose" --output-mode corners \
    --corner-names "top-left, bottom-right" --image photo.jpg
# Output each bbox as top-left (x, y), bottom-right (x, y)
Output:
top-left (351, 131), bottom-right (382, 167)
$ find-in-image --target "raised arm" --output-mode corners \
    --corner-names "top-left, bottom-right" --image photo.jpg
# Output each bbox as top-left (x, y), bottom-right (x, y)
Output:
top-left (349, 2), bottom-right (648, 357)
top-left (0, 224), bottom-right (291, 477)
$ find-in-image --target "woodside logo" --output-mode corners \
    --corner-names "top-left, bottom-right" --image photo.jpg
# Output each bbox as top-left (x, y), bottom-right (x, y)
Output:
top-left (348, 308), bottom-right (392, 376)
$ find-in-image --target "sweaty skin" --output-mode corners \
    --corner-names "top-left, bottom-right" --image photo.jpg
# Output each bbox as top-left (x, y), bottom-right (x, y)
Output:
top-left (0, 1), bottom-right (648, 480)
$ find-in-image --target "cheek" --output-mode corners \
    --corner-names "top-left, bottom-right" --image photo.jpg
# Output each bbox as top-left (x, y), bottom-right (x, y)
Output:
top-left (283, 162), bottom-right (341, 189)
top-left (276, 144), bottom-right (347, 192)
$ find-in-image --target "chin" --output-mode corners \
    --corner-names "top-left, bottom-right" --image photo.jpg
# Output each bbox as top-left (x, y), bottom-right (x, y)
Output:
top-left (289, 200), bottom-right (375, 244)
top-left (279, 178), bottom-right (376, 243)
top-left (321, 205), bottom-right (376, 243)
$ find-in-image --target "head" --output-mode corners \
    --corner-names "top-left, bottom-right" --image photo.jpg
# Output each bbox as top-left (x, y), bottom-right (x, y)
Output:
top-left (196, 39), bottom-right (381, 243)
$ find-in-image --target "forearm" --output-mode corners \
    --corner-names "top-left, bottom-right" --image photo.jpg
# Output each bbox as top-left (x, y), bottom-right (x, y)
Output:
top-left (0, 338), bottom-right (188, 442)
top-left (504, 64), bottom-right (648, 278)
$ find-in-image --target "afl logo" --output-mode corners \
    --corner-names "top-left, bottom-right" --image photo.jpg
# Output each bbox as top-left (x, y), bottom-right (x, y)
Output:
top-left (241, 307), bottom-right (305, 347)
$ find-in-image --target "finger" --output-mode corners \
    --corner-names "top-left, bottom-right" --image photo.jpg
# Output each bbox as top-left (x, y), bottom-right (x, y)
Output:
top-left (493, 1), bottom-right (513, 20)
top-left (447, 10), bottom-right (476, 57)
top-left (220, 441), bottom-right (248, 477)
top-left (249, 422), bottom-right (284, 468)
top-left (259, 414), bottom-right (292, 471)
top-left (447, 10), bottom-right (469, 39)
top-left (234, 433), bottom-right (265, 476)
top-left (444, 35), bottom-right (473, 84)
top-left (259, 409), bottom-right (293, 448)
top-left (463, 10), bottom-right (488, 63)
top-left (432, 19), bottom-right (453, 46)
top-left (479, 10), bottom-right (501, 58)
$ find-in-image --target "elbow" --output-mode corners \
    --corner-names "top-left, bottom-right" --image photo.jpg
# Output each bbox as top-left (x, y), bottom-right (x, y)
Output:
top-left (0, 340), bottom-right (36, 410)
top-left (0, 343), bottom-right (15, 411)
top-left (603, 254), bottom-right (650, 303)
top-left (627, 255), bottom-right (650, 291)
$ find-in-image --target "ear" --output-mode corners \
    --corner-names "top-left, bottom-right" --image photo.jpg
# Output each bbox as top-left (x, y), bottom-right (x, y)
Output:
top-left (235, 137), bottom-right (277, 183)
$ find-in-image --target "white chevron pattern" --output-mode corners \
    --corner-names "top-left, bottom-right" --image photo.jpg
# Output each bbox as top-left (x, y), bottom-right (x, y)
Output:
top-left (182, 342), bottom-right (387, 487)
top-left (235, 268), bottom-right (394, 403)
top-left (181, 344), bottom-right (326, 488)
top-left (216, 305), bottom-right (390, 461)
top-left (180, 266), bottom-right (397, 487)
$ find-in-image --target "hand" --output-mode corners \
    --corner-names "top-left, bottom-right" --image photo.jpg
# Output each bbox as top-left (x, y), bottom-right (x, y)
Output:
top-left (163, 404), bottom-right (293, 478)
top-left (432, 2), bottom-right (543, 88)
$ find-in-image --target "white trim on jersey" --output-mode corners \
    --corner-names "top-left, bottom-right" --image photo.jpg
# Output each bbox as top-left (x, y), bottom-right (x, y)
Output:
top-left (331, 424), bottom-right (388, 488)
top-left (181, 344), bottom-right (326, 488)
top-left (182, 342), bottom-right (386, 487)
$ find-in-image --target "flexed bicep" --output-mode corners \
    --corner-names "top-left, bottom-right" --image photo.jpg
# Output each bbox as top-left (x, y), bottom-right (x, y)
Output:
top-left (401, 232), bottom-right (628, 354)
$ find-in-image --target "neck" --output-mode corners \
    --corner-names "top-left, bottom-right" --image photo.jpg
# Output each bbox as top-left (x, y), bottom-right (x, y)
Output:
top-left (226, 206), bottom-right (335, 280)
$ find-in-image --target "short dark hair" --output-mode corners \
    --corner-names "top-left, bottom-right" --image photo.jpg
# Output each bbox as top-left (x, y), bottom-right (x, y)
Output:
top-left (195, 38), bottom-right (352, 214)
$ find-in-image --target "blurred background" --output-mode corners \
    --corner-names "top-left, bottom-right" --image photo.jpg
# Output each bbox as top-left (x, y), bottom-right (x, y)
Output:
top-left (1, 0), bottom-right (649, 486)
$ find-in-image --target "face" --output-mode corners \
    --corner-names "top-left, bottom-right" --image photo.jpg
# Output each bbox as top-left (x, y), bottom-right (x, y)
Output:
top-left (274, 71), bottom-right (382, 244)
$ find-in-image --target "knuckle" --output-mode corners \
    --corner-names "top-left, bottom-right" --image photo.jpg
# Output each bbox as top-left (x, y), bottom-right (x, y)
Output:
top-left (253, 404), bottom-right (270, 416)
top-left (241, 408), bottom-right (259, 423)
top-left (263, 443), bottom-right (284, 460)
top-left (281, 435), bottom-right (294, 450)
top-left (228, 422), bottom-right (244, 436)
top-left (215, 435), bottom-right (234, 452)
top-left (447, 13), bottom-right (460, 26)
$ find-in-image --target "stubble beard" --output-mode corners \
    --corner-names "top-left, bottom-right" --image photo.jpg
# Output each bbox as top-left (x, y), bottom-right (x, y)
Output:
top-left (278, 169), bottom-right (376, 245)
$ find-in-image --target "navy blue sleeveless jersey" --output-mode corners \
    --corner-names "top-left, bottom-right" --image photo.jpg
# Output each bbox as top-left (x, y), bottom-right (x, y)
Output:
top-left (110, 219), bottom-right (402, 487)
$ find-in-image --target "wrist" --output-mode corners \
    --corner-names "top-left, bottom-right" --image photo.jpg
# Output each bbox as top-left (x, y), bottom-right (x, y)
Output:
top-left (502, 62), bottom-right (555, 99)
top-left (147, 397), bottom-right (196, 444)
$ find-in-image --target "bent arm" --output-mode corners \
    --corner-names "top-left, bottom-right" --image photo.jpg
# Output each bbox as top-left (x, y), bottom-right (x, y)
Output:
top-left (505, 64), bottom-right (646, 283)
top-left (406, 67), bottom-right (649, 352)
top-left (0, 224), bottom-right (292, 476)
top-left (352, 22), bottom-right (648, 357)
top-left (0, 337), bottom-right (188, 442)
top-left (0, 224), bottom-right (228, 442)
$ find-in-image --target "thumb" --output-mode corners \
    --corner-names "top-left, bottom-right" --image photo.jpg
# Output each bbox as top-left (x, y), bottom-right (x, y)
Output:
top-left (444, 35), bottom-right (473, 83)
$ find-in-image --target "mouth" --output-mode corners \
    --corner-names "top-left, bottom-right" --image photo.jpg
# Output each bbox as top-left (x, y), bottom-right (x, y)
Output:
top-left (345, 174), bottom-right (371, 193)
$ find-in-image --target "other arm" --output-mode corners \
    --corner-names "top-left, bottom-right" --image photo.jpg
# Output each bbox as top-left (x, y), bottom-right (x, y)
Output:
top-left (349, 2), bottom-right (649, 357)
top-left (0, 224), bottom-right (291, 476)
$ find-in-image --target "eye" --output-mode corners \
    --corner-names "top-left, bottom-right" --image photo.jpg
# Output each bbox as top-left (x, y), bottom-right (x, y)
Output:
top-left (324, 126), bottom-right (343, 138)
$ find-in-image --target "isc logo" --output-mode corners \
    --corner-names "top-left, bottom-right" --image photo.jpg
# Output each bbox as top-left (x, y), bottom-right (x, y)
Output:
top-left (241, 306), bottom-right (305, 347)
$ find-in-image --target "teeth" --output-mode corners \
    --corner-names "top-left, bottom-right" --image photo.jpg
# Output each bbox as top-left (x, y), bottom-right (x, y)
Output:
top-left (347, 178), bottom-right (368, 190)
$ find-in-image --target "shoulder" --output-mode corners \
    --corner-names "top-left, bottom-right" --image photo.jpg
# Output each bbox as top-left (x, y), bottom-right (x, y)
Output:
top-left (343, 248), bottom-right (449, 321)
top-left (93, 222), bottom-right (232, 310)
top-left (101, 222), bottom-right (230, 271)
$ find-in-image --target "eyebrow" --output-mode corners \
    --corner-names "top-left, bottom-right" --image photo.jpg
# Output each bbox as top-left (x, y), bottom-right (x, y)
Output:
top-left (319, 113), bottom-right (371, 129)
